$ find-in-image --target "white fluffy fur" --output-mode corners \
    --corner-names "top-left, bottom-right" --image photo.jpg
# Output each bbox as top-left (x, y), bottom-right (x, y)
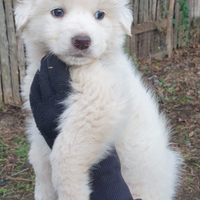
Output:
top-left (15, 0), bottom-right (182, 199)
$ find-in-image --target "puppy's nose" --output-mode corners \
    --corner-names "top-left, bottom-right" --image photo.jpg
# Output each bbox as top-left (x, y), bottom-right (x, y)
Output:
top-left (72, 36), bottom-right (91, 50)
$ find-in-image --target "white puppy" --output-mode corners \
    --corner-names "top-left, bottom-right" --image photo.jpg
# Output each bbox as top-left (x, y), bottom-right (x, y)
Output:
top-left (15, 0), bottom-right (182, 199)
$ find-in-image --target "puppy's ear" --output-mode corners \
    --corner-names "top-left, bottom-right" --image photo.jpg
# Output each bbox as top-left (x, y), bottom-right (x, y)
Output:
top-left (119, 3), bottom-right (133, 36)
top-left (14, 0), bottom-right (33, 30)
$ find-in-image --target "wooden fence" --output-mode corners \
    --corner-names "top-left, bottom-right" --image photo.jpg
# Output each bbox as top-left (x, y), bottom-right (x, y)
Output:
top-left (126, 0), bottom-right (200, 58)
top-left (0, 0), bottom-right (25, 106)
top-left (0, 0), bottom-right (200, 106)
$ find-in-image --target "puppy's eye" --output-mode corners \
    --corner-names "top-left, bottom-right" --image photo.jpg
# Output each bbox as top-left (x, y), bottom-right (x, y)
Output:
top-left (51, 9), bottom-right (64, 17)
top-left (95, 11), bottom-right (105, 20)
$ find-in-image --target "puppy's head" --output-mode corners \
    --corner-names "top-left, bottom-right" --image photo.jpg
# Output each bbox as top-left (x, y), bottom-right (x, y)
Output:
top-left (15, 0), bottom-right (133, 65)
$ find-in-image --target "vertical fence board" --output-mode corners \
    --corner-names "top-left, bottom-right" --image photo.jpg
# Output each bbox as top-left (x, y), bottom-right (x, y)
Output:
top-left (143, 33), bottom-right (148, 57)
top-left (155, 0), bottom-right (161, 53)
top-left (17, 35), bottom-right (26, 86)
top-left (165, 0), bottom-right (168, 18)
top-left (138, 33), bottom-right (142, 57)
top-left (194, 0), bottom-right (198, 18)
top-left (190, 0), bottom-right (194, 43)
top-left (152, 0), bottom-right (157, 21)
top-left (198, 1), bottom-right (200, 18)
top-left (147, 31), bottom-right (151, 56)
top-left (198, 2), bottom-right (200, 43)
top-left (150, 31), bottom-right (155, 54)
top-left (166, 0), bottom-right (170, 14)
top-left (0, 0), bottom-right (13, 104)
top-left (129, 0), bottom-right (135, 54)
top-left (193, 0), bottom-right (196, 43)
top-left (149, 0), bottom-right (152, 21)
top-left (173, 0), bottom-right (179, 49)
top-left (136, 35), bottom-right (139, 57)
top-left (154, 30), bottom-right (160, 53)
top-left (192, 0), bottom-right (195, 18)
top-left (166, 0), bottom-right (175, 57)
top-left (148, 0), bottom-right (153, 57)
top-left (156, 0), bottom-right (161, 21)
top-left (143, 0), bottom-right (149, 57)
top-left (177, 2), bottom-right (183, 48)
top-left (133, 0), bottom-right (139, 56)
top-left (12, 0), bottom-right (25, 87)
top-left (133, 0), bottom-right (139, 25)
top-left (194, 0), bottom-right (199, 43)
top-left (4, 0), bottom-right (21, 104)
top-left (193, 0), bottom-right (196, 44)
top-left (0, 59), bottom-right (2, 106)
top-left (126, 36), bottom-right (131, 55)
top-left (199, 0), bottom-right (200, 17)
top-left (144, 0), bottom-right (149, 22)
top-left (130, 34), bottom-right (135, 56)
top-left (189, 0), bottom-right (193, 19)
top-left (161, 0), bottom-right (167, 19)
top-left (139, 0), bottom-right (144, 23)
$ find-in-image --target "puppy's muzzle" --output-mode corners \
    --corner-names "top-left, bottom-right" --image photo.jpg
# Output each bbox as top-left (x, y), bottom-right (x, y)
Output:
top-left (72, 35), bottom-right (91, 50)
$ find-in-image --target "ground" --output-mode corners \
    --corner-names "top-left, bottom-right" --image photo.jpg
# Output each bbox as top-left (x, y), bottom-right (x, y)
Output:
top-left (0, 44), bottom-right (200, 200)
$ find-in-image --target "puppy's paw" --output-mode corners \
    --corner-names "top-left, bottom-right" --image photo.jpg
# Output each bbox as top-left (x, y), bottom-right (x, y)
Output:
top-left (35, 181), bottom-right (57, 200)
top-left (58, 194), bottom-right (89, 200)
top-left (35, 193), bottom-right (57, 200)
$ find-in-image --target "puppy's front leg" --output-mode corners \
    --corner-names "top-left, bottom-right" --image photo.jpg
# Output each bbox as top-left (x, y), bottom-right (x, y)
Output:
top-left (50, 90), bottom-right (123, 200)
top-left (28, 120), bottom-right (57, 200)
top-left (50, 132), bottom-right (111, 200)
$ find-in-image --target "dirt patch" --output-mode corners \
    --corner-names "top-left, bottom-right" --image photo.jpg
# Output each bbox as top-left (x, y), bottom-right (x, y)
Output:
top-left (138, 43), bottom-right (200, 200)
top-left (0, 44), bottom-right (200, 200)
top-left (0, 106), bottom-right (34, 199)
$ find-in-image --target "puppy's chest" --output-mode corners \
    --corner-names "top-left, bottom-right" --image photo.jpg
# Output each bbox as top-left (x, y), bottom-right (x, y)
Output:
top-left (68, 64), bottom-right (132, 121)
top-left (69, 63), bottom-right (116, 96)
top-left (67, 64), bottom-right (131, 129)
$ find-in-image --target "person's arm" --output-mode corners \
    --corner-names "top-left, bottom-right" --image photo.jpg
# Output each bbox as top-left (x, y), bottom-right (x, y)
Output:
top-left (30, 54), bottom-right (139, 200)
top-left (90, 147), bottom-right (133, 200)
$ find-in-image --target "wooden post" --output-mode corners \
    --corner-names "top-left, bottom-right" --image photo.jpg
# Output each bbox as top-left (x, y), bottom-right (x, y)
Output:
top-left (4, 0), bottom-right (21, 105)
top-left (129, 0), bottom-right (135, 55)
top-left (173, 0), bottom-right (179, 50)
top-left (0, 62), bottom-right (3, 106)
top-left (144, 0), bottom-right (149, 22)
top-left (143, 0), bottom-right (149, 57)
top-left (17, 35), bottom-right (26, 87)
top-left (163, 0), bottom-right (168, 19)
top-left (133, 0), bottom-right (139, 26)
top-left (198, 1), bottom-right (200, 42)
top-left (133, 0), bottom-right (139, 57)
top-left (139, 0), bottom-right (144, 24)
top-left (166, 0), bottom-right (175, 58)
top-left (149, 0), bottom-right (152, 21)
top-left (13, 0), bottom-right (26, 94)
top-left (194, 0), bottom-right (199, 43)
top-left (189, 0), bottom-right (193, 19)
top-left (156, 0), bottom-right (162, 21)
top-left (0, 0), bottom-right (13, 104)
top-left (152, 0), bottom-right (157, 21)
top-left (194, 0), bottom-right (198, 18)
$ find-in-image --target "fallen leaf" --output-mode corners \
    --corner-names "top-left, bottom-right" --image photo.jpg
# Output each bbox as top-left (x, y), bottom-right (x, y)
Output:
top-left (189, 132), bottom-right (194, 137)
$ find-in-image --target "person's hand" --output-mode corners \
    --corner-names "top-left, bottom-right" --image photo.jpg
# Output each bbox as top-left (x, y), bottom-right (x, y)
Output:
top-left (30, 54), bottom-right (140, 200)
top-left (30, 54), bottom-right (71, 148)
top-left (90, 147), bottom-right (134, 200)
